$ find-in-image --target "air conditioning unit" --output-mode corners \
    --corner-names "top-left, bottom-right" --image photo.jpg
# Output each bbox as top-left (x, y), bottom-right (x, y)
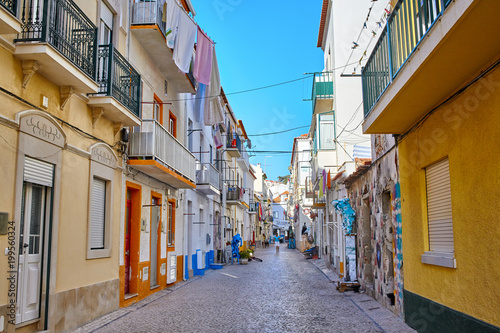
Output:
top-left (167, 253), bottom-right (177, 284)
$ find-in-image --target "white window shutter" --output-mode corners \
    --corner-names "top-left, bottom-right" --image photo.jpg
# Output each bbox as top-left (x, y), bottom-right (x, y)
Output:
top-left (91, 177), bottom-right (106, 249)
top-left (24, 156), bottom-right (54, 187)
top-left (101, 3), bottom-right (114, 29)
top-left (426, 159), bottom-right (454, 253)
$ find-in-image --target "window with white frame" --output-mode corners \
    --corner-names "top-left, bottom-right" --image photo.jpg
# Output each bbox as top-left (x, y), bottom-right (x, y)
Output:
top-left (87, 144), bottom-right (116, 259)
top-left (318, 112), bottom-right (335, 149)
top-left (273, 211), bottom-right (279, 219)
top-left (421, 158), bottom-right (456, 268)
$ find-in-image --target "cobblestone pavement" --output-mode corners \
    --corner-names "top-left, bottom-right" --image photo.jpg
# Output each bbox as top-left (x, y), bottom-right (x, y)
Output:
top-left (72, 247), bottom-right (415, 333)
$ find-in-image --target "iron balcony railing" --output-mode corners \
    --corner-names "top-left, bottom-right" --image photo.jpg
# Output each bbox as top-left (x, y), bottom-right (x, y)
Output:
top-left (249, 202), bottom-right (258, 212)
top-left (16, 0), bottom-right (97, 80)
top-left (227, 186), bottom-right (242, 201)
top-left (226, 133), bottom-right (242, 153)
top-left (95, 44), bottom-right (141, 117)
top-left (132, 0), bottom-right (166, 36)
top-left (195, 162), bottom-right (220, 189)
top-left (312, 72), bottom-right (334, 111)
top-left (129, 120), bottom-right (196, 182)
top-left (1, 0), bottom-right (16, 15)
top-left (362, 0), bottom-right (452, 116)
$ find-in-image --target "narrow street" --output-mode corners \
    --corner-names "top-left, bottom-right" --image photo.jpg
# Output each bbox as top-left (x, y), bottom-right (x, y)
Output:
top-left (72, 247), bottom-right (414, 333)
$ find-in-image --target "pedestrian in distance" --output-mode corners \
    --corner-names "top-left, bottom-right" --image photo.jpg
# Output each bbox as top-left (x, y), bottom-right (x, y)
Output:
top-left (274, 234), bottom-right (280, 253)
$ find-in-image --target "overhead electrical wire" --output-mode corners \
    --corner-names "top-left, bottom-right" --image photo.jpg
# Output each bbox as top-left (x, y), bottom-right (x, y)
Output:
top-left (165, 60), bottom-right (363, 103)
top-left (247, 125), bottom-right (310, 137)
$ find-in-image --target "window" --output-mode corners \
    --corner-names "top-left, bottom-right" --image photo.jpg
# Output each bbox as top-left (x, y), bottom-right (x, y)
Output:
top-left (273, 211), bottom-right (279, 219)
top-left (90, 177), bottom-right (107, 250)
top-left (100, 2), bottom-right (113, 44)
top-left (421, 158), bottom-right (456, 268)
top-left (167, 200), bottom-right (175, 249)
top-left (188, 118), bottom-right (193, 152)
top-left (87, 144), bottom-right (117, 259)
top-left (318, 112), bottom-right (335, 149)
top-left (209, 144), bottom-right (213, 165)
top-left (169, 111), bottom-right (177, 138)
top-left (198, 208), bottom-right (204, 237)
top-left (153, 94), bottom-right (163, 126)
top-left (199, 133), bottom-right (204, 162)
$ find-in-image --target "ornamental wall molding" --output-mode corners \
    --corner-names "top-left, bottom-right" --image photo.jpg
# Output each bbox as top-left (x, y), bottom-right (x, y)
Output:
top-left (17, 110), bottom-right (66, 148)
top-left (89, 142), bottom-right (118, 169)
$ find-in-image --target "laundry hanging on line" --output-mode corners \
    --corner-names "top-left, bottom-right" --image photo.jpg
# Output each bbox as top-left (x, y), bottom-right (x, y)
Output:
top-left (165, 0), bottom-right (181, 49)
top-left (193, 26), bottom-right (213, 85)
top-left (173, 7), bottom-right (196, 73)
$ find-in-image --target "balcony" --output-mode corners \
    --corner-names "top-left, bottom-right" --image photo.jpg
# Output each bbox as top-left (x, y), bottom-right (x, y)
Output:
top-left (226, 133), bottom-right (242, 158)
top-left (128, 120), bottom-right (196, 189)
top-left (195, 162), bottom-right (220, 196)
top-left (248, 202), bottom-right (258, 215)
top-left (312, 72), bottom-right (333, 114)
top-left (87, 44), bottom-right (141, 127)
top-left (131, 0), bottom-right (195, 93)
top-left (226, 186), bottom-right (245, 207)
top-left (237, 144), bottom-right (249, 170)
top-left (0, 0), bottom-right (21, 34)
top-left (305, 177), bottom-right (315, 199)
top-left (312, 193), bottom-right (326, 209)
top-left (362, 0), bottom-right (500, 134)
top-left (14, 0), bottom-right (98, 93)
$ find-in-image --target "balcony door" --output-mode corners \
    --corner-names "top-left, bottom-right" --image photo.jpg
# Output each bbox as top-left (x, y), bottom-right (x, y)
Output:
top-left (153, 95), bottom-right (163, 126)
top-left (97, 3), bottom-right (113, 89)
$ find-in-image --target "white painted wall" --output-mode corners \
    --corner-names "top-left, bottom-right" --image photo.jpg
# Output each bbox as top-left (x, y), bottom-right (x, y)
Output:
top-left (322, 0), bottom-right (388, 162)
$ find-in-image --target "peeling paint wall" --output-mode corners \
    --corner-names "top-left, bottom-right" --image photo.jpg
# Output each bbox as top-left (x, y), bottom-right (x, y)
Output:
top-left (346, 137), bottom-right (404, 317)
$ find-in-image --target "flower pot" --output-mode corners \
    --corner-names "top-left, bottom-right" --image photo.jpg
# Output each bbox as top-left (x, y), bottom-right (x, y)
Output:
top-left (240, 258), bottom-right (248, 265)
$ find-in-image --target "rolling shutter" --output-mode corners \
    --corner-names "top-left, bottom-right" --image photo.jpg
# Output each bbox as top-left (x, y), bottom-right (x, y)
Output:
top-left (426, 159), bottom-right (454, 253)
top-left (101, 3), bottom-right (114, 29)
top-left (91, 177), bottom-right (106, 249)
top-left (24, 156), bottom-right (54, 187)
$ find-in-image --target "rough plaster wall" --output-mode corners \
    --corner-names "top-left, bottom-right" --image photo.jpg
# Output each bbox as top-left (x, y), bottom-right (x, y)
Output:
top-left (349, 148), bottom-right (403, 317)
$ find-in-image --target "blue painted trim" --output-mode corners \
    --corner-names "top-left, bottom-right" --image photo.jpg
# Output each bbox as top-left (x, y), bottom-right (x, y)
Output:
top-left (192, 251), bottom-right (205, 276)
top-left (184, 255), bottom-right (188, 280)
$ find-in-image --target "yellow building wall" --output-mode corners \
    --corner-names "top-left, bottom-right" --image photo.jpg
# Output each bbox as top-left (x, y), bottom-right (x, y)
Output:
top-left (0, 17), bottom-right (122, 324)
top-left (399, 65), bottom-right (500, 327)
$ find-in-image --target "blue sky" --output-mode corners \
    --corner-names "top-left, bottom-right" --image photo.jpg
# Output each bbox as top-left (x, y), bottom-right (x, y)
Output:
top-left (190, 0), bottom-right (325, 181)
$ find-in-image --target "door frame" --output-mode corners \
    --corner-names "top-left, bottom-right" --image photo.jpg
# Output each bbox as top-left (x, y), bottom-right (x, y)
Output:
top-left (150, 192), bottom-right (162, 288)
top-left (12, 110), bottom-right (65, 331)
top-left (124, 182), bottom-right (141, 298)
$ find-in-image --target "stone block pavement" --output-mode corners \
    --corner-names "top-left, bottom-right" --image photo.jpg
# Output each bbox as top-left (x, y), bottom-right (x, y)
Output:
top-left (71, 247), bottom-right (415, 333)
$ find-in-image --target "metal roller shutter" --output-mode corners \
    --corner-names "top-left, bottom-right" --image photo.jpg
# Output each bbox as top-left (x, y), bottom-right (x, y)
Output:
top-left (24, 156), bottom-right (54, 187)
top-left (101, 3), bottom-right (114, 29)
top-left (426, 159), bottom-right (454, 253)
top-left (91, 177), bottom-right (106, 249)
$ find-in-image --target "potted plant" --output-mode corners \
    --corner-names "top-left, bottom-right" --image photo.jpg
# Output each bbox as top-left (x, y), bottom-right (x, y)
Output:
top-left (239, 250), bottom-right (251, 265)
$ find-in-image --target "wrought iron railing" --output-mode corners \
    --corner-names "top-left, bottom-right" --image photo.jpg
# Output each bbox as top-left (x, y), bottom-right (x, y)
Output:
top-left (95, 44), bottom-right (141, 117)
top-left (227, 186), bottom-right (242, 201)
top-left (16, 0), bottom-right (97, 80)
top-left (129, 120), bottom-right (196, 182)
top-left (1, 0), bottom-right (16, 15)
top-left (196, 162), bottom-right (220, 189)
top-left (249, 202), bottom-right (258, 212)
top-left (226, 133), bottom-right (242, 153)
top-left (362, 0), bottom-right (452, 116)
top-left (131, 0), bottom-right (166, 36)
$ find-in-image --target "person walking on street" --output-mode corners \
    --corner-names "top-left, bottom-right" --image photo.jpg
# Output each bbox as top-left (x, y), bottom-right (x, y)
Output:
top-left (274, 234), bottom-right (280, 253)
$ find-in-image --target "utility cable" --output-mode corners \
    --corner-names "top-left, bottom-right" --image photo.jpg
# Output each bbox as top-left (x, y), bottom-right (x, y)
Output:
top-left (247, 125), bottom-right (310, 137)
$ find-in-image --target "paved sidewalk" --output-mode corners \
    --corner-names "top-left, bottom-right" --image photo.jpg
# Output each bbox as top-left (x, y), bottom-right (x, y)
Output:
top-left (309, 256), bottom-right (415, 333)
